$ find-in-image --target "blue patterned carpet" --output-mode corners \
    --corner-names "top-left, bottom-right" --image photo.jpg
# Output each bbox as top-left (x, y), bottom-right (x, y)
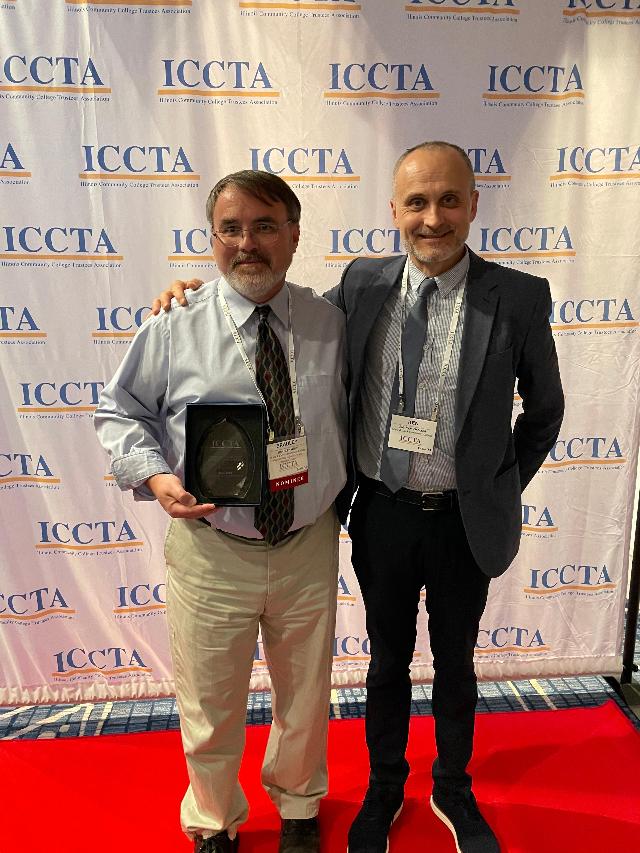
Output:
top-left (1, 672), bottom-right (638, 740)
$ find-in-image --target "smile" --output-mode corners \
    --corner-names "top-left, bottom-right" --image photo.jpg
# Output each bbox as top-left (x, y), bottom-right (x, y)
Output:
top-left (416, 232), bottom-right (451, 240)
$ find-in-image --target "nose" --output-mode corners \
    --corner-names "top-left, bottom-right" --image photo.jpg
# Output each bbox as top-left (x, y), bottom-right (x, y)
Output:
top-left (421, 204), bottom-right (444, 231)
top-left (238, 228), bottom-right (258, 250)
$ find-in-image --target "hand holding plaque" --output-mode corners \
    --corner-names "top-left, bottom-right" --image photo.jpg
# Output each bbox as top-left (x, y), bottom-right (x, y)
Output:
top-left (147, 472), bottom-right (217, 518)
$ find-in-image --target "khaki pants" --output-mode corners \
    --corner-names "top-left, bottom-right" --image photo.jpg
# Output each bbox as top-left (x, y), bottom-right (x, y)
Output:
top-left (165, 508), bottom-right (340, 839)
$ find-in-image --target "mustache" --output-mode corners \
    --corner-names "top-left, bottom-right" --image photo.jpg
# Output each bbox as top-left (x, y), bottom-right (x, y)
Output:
top-left (230, 251), bottom-right (269, 268)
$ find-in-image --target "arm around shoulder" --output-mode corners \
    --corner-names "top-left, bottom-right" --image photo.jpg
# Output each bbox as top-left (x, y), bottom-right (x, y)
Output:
top-left (323, 258), bottom-right (358, 313)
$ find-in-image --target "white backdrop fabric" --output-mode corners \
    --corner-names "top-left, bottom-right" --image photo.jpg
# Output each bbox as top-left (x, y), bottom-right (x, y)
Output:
top-left (1, 0), bottom-right (639, 703)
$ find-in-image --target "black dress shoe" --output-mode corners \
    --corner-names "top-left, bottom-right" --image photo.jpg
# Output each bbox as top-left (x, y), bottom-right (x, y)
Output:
top-left (278, 817), bottom-right (320, 852)
top-left (347, 785), bottom-right (404, 853)
top-left (430, 790), bottom-right (500, 853)
top-left (194, 831), bottom-right (239, 853)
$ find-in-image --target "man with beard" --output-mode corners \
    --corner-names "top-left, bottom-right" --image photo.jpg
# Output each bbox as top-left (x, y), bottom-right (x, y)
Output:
top-left (152, 142), bottom-right (564, 853)
top-left (95, 170), bottom-right (347, 853)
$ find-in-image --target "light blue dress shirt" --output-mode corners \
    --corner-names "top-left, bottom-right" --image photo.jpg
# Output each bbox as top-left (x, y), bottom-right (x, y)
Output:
top-left (95, 277), bottom-right (348, 539)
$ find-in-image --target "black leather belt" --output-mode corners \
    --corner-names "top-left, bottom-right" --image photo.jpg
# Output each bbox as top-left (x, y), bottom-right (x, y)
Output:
top-left (360, 476), bottom-right (457, 512)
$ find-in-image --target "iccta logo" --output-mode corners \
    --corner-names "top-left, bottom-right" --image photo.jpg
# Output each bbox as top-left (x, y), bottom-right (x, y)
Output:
top-left (563, 1), bottom-right (640, 25)
top-left (543, 436), bottom-right (626, 473)
top-left (239, 0), bottom-right (361, 20)
top-left (17, 380), bottom-right (105, 420)
top-left (550, 297), bottom-right (637, 337)
top-left (93, 305), bottom-right (151, 344)
top-left (550, 146), bottom-right (640, 187)
top-left (0, 305), bottom-right (46, 346)
top-left (0, 225), bottom-right (121, 269)
top-left (253, 637), bottom-right (267, 671)
top-left (521, 503), bottom-right (557, 538)
top-left (159, 58), bottom-right (279, 105)
top-left (1, 141), bottom-right (29, 184)
top-left (477, 224), bottom-right (575, 266)
top-left (0, 452), bottom-right (59, 492)
top-left (52, 647), bottom-right (151, 683)
top-left (0, 54), bottom-right (109, 102)
top-left (80, 144), bottom-right (199, 188)
top-left (66, 0), bottom-right (192, 14)
top-left (476, 625), bottom-right (549, 657)
top-left (249, 147), bottom-right (359, 189)
top-left (525, 563), bottom-right (616, 599)
top-left (483, 63), bottom-right (584, 107)
top-left (326, 227), bottom-right (401, 267)
top-left (325, 63), bottom-right (439, 108)
top-left (114, 583), bottom-right (166, 619)
top-left (467, 147), bottom-right (510, 187)
top-left (333, 634), bottom-right (370, 662)
top-left (169, 227), bottom-right (215, 268)
top-left (406, 0), bottom-right (519, 21)
top-left (36, 519), bottom-right (144, 556)
top-left (0, 587), bottom-right (74, 625)
top-left (337, 574), bottom-right (357, 607)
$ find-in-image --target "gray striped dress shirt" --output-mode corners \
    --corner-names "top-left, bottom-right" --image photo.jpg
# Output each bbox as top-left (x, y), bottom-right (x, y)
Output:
top-left (355, 250), bottom-right (469, 491)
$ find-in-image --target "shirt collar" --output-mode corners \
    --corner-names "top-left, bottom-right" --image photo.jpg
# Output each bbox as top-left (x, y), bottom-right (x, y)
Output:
top-left (219, 276), bottom-right (290, 329)
top-left (407, 248), bottom-right (469, 298)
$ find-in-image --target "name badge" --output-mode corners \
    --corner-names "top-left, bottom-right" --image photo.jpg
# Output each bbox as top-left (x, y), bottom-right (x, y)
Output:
top-left (388, 415), bottom-right (437, 455)
top-left (267, 435), bottom-right (309, 492)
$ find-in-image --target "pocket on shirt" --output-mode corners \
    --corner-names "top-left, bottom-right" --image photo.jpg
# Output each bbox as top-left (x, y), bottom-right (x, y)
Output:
top-left (297, 374), bottom-right (344, 433)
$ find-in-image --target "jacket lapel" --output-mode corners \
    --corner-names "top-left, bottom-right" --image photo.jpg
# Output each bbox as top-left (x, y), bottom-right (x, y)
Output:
top-left (454, 250), bottom-right (499, 440)
top-left (354, 254), bottom-right (405, 333)
top-left (350, 255), bottom-right (405, 391)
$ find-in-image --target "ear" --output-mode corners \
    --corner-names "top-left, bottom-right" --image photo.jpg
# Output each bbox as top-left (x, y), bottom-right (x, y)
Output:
top-left (291, 222), bottom-right (300, 252)
top-left (469, 190), bottom-right (479, 223)
top-left (389, 197), bottom-right (398, 224)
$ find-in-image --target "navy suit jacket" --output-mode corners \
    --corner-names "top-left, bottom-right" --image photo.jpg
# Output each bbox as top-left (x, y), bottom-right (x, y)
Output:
top-left (324, 249), bottom-right (564, 578)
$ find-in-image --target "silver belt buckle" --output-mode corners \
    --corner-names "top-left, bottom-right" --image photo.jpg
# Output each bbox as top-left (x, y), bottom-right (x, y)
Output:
top-left (420, 491), bottom-right (445, 511)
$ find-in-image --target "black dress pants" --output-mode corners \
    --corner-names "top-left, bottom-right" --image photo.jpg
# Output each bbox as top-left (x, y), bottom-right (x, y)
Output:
top-left (348, 479), bottom-right (491, 797)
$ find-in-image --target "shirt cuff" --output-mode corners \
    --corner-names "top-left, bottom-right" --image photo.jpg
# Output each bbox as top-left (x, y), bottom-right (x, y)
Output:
top-left (111, 451), bottom-right (172, 498)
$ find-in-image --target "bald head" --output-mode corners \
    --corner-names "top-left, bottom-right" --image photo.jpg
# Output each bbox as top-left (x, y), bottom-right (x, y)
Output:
top-left (393, 141), bottom-right (476, 194)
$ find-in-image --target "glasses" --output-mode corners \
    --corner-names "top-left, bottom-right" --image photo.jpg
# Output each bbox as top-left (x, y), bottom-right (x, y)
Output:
top-left (212, 220), bottom-right (294, 248)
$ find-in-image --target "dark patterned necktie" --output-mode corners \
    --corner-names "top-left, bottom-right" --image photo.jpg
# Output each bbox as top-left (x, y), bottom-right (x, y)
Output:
top-left (254, 305), bottom-right (296, 545)
top-left (379, 277), bottom-right (437, 492)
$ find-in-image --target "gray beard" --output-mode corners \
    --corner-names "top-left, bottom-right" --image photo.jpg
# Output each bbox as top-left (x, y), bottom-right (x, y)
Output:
top-left (404, 236), bottom-right (440, 266)
top-left (403, 233), bottom-right (464, 268)
top-left (225, 264), bottom-right (286, 303)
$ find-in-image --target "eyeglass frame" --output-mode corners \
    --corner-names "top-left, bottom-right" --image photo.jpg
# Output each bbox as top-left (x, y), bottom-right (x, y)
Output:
top-left (211, 219), bottom-right (295, 248)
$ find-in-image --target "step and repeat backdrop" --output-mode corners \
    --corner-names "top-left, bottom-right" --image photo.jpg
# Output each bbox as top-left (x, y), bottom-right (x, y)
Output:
top-left (1, 0), bottom-right (639, 703)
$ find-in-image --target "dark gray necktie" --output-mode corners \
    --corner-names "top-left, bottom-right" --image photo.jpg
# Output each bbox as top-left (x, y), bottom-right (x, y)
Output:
top-left (253, 306), bottom-right (295, 544)
top-left (379, 277), bottom-right (437, 493)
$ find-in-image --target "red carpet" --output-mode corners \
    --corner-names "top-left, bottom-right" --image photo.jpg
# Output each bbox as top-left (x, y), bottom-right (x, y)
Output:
top-left (1, 701), bottom-right (639, 852)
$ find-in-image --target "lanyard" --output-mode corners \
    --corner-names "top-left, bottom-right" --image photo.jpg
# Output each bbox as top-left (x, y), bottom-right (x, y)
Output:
top-left (218, 282), bottom-right (304, 442)
top-left (396, 257), bottom-right (465, 421)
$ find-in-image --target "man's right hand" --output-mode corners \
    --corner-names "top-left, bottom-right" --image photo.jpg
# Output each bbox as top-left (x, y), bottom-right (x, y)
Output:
top-left (151, 278), bottom-right (205, 315)
top-left (146, 473), bottom-right (216, 518)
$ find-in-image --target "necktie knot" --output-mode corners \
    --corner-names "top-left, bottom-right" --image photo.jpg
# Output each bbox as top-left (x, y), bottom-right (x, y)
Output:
top-left (417, 277), bottom-right (436, 298)
top-left (256, 305), bottom-right (270, 323)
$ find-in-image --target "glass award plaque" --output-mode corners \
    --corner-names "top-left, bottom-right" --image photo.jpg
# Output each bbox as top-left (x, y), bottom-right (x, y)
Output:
top-left (185, 403), bottom-right (265, 506)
